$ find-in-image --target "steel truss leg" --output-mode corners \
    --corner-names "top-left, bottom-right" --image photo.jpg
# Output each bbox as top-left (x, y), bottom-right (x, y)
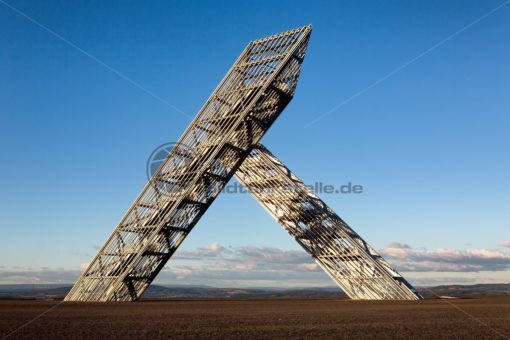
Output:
top-left (65, 26), bottom-right (312, 302)
top-left (235, 144), bottom-right (422, 300)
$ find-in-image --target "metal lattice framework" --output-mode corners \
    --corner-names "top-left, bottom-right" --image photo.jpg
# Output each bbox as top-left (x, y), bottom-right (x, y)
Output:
top-left (66, 26), bottom-right (312, 302)
top-left (235, 145), bottom-right (421, 300)
top-left (66, 26), bottom-right (421, 302)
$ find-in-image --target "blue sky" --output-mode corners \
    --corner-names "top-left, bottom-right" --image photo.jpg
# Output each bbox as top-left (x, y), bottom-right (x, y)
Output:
top-left (1, 0), bottom-right (509, 287)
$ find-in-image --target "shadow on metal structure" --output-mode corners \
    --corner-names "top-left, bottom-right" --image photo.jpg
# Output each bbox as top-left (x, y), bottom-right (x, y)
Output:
top-left (236, 144), bottom-right (421, 300)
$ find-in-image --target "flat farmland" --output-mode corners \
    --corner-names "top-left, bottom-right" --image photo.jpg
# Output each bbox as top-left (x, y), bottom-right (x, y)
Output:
top-left (1, 297), bottom-right (509, 339)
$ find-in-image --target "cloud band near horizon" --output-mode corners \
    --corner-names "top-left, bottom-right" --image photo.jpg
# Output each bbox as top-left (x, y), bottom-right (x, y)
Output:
top-left (1, 241), bottom-right (509, 287)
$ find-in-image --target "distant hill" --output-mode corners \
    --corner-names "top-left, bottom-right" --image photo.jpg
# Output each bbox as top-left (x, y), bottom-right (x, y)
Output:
top-left (418, 283), bottom-right (510, 298)
top-left (0, 283), bottom-right (508, 300)
top-left (0, 284), bottom-right (71, 300)
top-left (0, 284), bottom-right (345, 300)
top-left (144, 285), bottom-right (345, 299)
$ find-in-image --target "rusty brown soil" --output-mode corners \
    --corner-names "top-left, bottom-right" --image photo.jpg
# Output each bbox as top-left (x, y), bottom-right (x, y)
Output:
top-left (1, 297), bottom-right (509, 339)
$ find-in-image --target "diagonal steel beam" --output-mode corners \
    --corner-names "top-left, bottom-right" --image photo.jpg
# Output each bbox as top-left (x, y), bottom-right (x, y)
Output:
top-left (235, 144), bottom-right (422, 300)
top-left (65, 26), bottom-right (312, 302)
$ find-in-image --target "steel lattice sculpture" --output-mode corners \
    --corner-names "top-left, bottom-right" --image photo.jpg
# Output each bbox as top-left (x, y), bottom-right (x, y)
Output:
top-left (236, 145), bottom-right (419, 299)
top-left (66, 26), bottom-right (422, 302)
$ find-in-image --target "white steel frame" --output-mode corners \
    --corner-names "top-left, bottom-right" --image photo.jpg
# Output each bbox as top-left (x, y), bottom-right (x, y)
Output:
top-left (236, 145), bottom-right (421, 300)
top-left (66, 26), bottom-right (312, 302)
top-left (65, 26), bottom-right (421, 302)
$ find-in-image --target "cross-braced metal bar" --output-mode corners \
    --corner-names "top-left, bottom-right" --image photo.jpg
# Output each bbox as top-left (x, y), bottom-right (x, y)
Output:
top-left (235, 145), bottom-right (421, 300)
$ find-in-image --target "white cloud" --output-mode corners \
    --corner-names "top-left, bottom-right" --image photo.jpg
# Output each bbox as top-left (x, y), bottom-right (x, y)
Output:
top-left (379, 243), bottom-right (510, 272)
top-left (298, 263), bottom-right (319, 271)
top-left (175, 242), bottom-right (228, 259)
top-left (3, 242), bottom-right (509, 287)
top-left (501, 240), bottom-right (510, 249)
top-left (158, 243), bottom-right (328, 287)
top-left (206, 242), bottom-right (224, 253)
top-left (0, 269), bottom-right (82, 284)
top-left (382, 242), bottom-right (411, 258)
top-left (231, 262), bottom-right (257, 271)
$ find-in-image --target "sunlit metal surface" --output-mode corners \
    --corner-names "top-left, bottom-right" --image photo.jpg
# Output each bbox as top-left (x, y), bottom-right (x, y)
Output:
top-left (236, 145), bottom-right (421, 300)
top-left (66, 26), bottom-right (312, 302)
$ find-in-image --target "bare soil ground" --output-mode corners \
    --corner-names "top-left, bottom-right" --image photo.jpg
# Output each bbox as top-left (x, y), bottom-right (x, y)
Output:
top-left (1, 297), bottom-right (509, 339)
